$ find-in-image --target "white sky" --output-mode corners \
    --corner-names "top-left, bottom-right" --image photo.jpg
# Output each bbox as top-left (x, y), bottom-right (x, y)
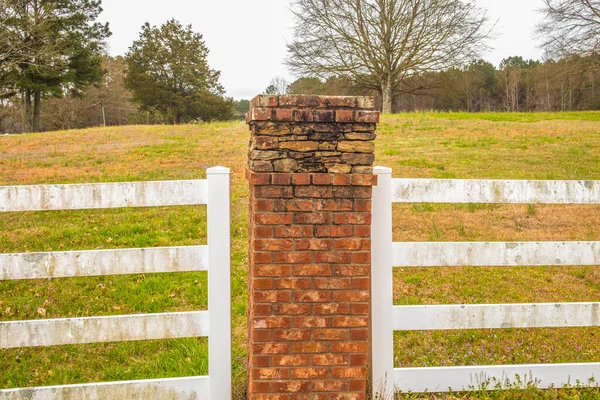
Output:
top-left (100, 0), bottom-right (545, 100)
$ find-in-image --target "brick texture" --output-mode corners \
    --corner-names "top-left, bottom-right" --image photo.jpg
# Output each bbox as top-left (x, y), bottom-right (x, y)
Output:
top-left (247, 95), bottom-right (379, 400)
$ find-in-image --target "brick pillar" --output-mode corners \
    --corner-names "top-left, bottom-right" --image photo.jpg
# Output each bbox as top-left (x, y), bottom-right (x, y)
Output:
top-left (246, 95), bottom-right (379, 400)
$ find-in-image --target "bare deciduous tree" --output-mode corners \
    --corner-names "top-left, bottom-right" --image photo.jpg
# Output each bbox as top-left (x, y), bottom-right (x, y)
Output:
top-left (286, 0), bottom-right (492, 113)
top-left (537, 0), bottom-right (600, 58)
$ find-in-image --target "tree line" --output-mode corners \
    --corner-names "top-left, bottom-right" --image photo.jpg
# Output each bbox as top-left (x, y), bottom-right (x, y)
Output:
top-left (1, 1), bottom-right (232, 133)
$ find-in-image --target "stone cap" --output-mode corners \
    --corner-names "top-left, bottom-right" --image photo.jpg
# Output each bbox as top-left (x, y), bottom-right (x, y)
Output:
top-left (247, 95), bottom-right (380, 124)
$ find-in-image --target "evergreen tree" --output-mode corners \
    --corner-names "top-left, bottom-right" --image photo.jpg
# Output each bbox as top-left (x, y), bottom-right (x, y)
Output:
top-left (0, 0), bottom-right (110, 132)
top-left (125, 19), bottom-right (233, 123)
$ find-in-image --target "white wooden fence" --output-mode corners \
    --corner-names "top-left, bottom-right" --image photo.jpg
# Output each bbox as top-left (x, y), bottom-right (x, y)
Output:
top-left (0, 167), bottom-right (231, 400)
top-left (371, 167), bottom-right (600, 395)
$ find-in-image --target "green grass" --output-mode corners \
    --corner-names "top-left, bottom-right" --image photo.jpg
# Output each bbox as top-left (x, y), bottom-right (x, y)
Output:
top-left (1, 112), bottom-right (600, 399)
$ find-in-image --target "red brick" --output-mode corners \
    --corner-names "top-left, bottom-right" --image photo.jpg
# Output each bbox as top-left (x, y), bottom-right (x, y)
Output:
top-left (254, 317), bottom-right (292, 329)
top-left (333, 291), bottom-right (369, 302)
top-left (333, 239), bottom-right (370, 251)
top-left (254, 290), bottom-right (292, 303)
top-left (294, 239), bottom-right (332, 251)
top-left (251, 94), bottom-right (278, 108)
top-left (313, 329), bottom-right (350, 341)
top-left (312, 173), bottom-right (331, 185)
top-left (352, 174), bottom-right (377, 186)
top-left (333, 186), bottom-right (372, 199)
top-left (351, 252), bottom-right (370, 264)
top-left (253, 368), bottom-right (291, 380)
top-left (314, 278), bottom-right (351, 290)
top-left (333, 213), bottom-right (371, 225)
top-left (286, 199), bottom-right (314, 211)
top-left (273, 329), bottom-right (311, 341)
top-left (349, 379), bottom-right (367, 391)
top-left (291, 394), bottom-right (328, 400)
top-left (249, 380), bottom-right (271, 393)
top-left (273, 303), bottom-right (311, 315)
top-left (312, 354), bottom-right (348, 366)
top-left (331, 342), bottom-right (368, 353)
top-left (313, 110), bottom-right (335, 122)
top-left (254, 279), bottom-right (273, 290)
top-left (328, 96), bottom-right (357, 108)
top-left (248, 172), bottom-right (271, 185)
top-left (272, 355), bottom-right (310, 366)
top-left (352, 278), bottom-right (370, 290)
top-left (335, 110), bottom-right (354, 122)
top-left (331, 367), bottom-right (366, 379)
top-left (356, 110), bottom-right (380, 123)
top-left (252, 108), bottom-right (273, 121)
top-left (256, 186), bottom-right (294, 199)
top-left (332, 316), bottom-right (368, 328)
top-left (273, 252), bottom-right (312, 264)
top-left (294, 212), bottom-right (332, 225)
top-left (291, 342), bottom-right (329, 354)
top-left (350, 303), bottom-right (369, 315)
top-left (252, 355), bottom-right (272, 367)
top-left (255, 239), bottom-right (293, 251)
top-left (272, 380), bottom-right (311, 393)
top-left (349, 354), bottom-right (367, 366)
top-left (291, 367), bottom-right (329, 379)
top-left (272, 173), bottom-right (292, 185)
top-left (350, 329), bottom-right (369, 340)
top-left (255, 213), bottom-right (293, 225)
top-left (254, 199), bottom-right (274, 211)
top-left (293, 316), bottom-right (330, 328)
top-left (253, 329), bottom-right (271, 342)
top-left (332, 174), bottom-right (352, 186)
top-left (253, 343), bottom-right (290, 354)
top-left (275, 226), bottom-right (313, 238)
top-left (293, 264), bottom-right (331, 276)
top-left (273, 278), bottom-right (311, 290)
top-left (353, 200), bottom-right (371, 211)
top-left (353, 226), bottom-right (370, 237)
top-left (294, 291), bottom-right (331, 303)
top-left (253, 252), bottom-right (272, 264)
top-left (295, 186), bottom-right (333, 198)
top-left (291, 173), bottom-right (311, 185)
top-left (254, 226), bottom-right (274, 238)
top-left (253, 303), bottom-right (272, 316)
top-left (312, 380), bottom-right (348, 392)
top-left (255, 265), bottom-right (291, 277)
top-left (275, 108), bottom-right (294, 122)
top-left (316, 199), bottom-right (353, 211)
top-left (315, 225), bottom-right (352, 238)
top-left (333, 265), bottom-right (369, 276)
top-left (315, 252), bottom-right (351, 263)
top-left (313, 303), bottom-right (351, 315)
top-left (293, 109), bottom-right (313, 122)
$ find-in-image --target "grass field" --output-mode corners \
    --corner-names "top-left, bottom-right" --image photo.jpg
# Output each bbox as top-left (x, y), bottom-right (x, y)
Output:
top-left (1, 112), bottom-right (600, 399)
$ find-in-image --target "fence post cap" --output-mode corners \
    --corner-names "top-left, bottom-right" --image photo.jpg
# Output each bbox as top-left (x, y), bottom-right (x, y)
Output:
top-left (207, 166), bottom-right (231, 175)
top-left (374, 166), bottom-right (392, 174)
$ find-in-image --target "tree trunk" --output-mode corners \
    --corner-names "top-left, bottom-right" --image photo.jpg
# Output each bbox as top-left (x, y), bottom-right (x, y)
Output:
top-left (33, 90), bottom-right (41, 132)
top-left (382, 77), bottom-right (393, 114)
top-left (23, 90), bottom-right (33, 133)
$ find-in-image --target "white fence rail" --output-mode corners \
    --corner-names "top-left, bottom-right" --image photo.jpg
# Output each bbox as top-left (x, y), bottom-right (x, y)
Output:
top-left (372, 167), bottom-right (600, 395)
top-left (0, 167), bottom-right (231, 399)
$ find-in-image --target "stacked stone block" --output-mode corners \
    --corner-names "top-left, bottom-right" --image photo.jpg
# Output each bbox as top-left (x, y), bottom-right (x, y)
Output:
top-left (246, 95), bottom-right (379, 400)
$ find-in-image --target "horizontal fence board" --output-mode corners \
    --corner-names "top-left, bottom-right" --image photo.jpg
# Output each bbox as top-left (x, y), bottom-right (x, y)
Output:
top-left (0, 311), bottom-right (208, 349)
top-left (0, 246), bottom-right (208, 280)
top-left (392, 303), bottom-right (600, 331)
top-left (0, 376), bottom-right (209, 400)
top-left (392, 179), bottom-right (600, 204)
top-left (394, 363), bottom-right (600, 393)
top-left (393, 241), bottom-right (600, 267)
top-left (0, 180), bottom-right (207, 212)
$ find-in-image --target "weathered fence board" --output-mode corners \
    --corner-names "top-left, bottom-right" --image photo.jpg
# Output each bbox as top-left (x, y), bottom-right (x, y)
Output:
top-left (393, 303), bottom-right (600, 330)
top-left (392, 241), bottom-right (600, 267)
top-left (0, 311), bottom-right (209, 349)
top-left (392, 179), bottom-right (600, 204)
top-left (394, 363), bottom-right (600, 393)
top-left (0, 376), bottom-right (209, 400)
top-left (0, 246), bottom-right (208, 280)
top-left (0, 180), bottom-right (207, 212)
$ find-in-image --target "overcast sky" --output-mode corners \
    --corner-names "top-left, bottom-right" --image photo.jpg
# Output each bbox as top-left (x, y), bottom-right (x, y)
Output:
top-left (100, 0), bottom-right (545, 100)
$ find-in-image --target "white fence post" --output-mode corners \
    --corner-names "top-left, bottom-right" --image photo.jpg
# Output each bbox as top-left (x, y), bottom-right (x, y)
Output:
top-left (371, 166), bottom-right (395, 397)
top-left (207, 167), bottom-right (231, 399)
